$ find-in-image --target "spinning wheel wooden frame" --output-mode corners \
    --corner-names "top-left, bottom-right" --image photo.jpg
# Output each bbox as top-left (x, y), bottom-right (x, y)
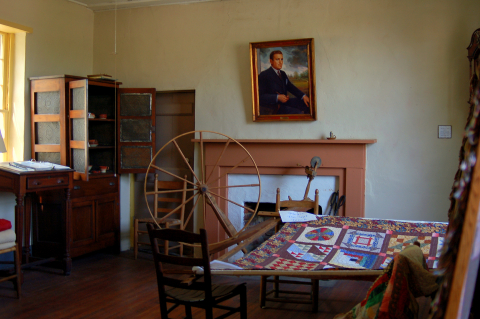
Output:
top-left (144, 130), bottom-right (262, 251)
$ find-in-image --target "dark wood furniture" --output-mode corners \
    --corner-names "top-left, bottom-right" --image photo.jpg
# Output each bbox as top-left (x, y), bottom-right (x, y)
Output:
top-left (29, 75), bottom-right (156, 263)
top-left (0, 165), bottom-right (74, 274)
top-left (147, 224), bottom-right (247, 319)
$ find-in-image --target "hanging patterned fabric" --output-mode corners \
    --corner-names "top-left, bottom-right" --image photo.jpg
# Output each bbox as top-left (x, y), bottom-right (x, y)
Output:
top-left (428, 38), bottom-right (480, 318)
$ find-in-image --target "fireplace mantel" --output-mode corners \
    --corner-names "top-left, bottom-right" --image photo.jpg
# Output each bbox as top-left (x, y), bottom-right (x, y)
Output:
top-left (197, 139), bottom-right (376, 144)
top-left (196, 138), bottom-right (377, 244)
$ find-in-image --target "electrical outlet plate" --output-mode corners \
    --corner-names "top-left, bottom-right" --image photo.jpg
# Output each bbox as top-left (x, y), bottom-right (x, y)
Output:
top-left (438, 125), bottom-right (452, 139)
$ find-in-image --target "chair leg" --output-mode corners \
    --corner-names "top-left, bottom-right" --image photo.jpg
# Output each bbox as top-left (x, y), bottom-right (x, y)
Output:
top-left (134, 219), bottom-right (139, 260)
top-left (273, 275), bottom-right (279, 298)
top-left (260, 275), bottom-right (267, 308)
top-left (159, 297), bottom-right (169, 319)
top-left (205, 306), bottom-right (213, 319)
top-left (240, 284), bottom-right (247, 319)
top-left (185, 304), bottom-right (192, 319)
top-left (311, 279), bottom-right (319, 313)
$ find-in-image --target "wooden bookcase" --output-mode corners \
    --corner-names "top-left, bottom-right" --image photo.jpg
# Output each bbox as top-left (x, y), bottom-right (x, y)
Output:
top-left (30, 75), bottom-right (155, 262)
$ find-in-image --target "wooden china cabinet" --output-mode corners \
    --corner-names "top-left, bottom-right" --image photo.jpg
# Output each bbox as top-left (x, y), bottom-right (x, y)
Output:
top-left (30, 75), bottom-right (155, 266)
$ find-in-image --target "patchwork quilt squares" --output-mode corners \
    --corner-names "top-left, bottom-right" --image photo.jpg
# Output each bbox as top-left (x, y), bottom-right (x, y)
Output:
top-left (380, 256), bottom-right (394, 269)
top-left (296, 226), bottom-right (342, 245)
top-left (387, 235), bottom-right (432, 255)
top-left (436, 237), bottom-right (444, 257)
top-left (233, 216), bottom-right (447, 272)
top-left (265, 257), bottom-right (319, 271)
top-left (340, 229), bottom-right (385, 252)
top-left (328, 249), bottom-right (379, 269)
top-left (316, 245), bottom-right (333, 254)
top-left (287, 244), bottom-right (326, 262)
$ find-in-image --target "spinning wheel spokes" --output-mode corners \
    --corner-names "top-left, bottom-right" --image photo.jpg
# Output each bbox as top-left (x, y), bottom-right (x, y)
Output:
top-left (205, 138), bottom-right (232, 183)
top-left (171, 139), bottom-right (202, 184)
top-left (149, 164), bottom-right (197, 187)
top-left (208, 183), bottom-right (261, 191)
top-left (207, 155), bottom-right (251, 187)
top-left (144, 130), bottom-right (261, 250)
top-left (183, 192), bottom-right (201, 227)
top-left (207, 189), bottom-right (257, 214)
top-left (150, 192), bottom-right (197, 225)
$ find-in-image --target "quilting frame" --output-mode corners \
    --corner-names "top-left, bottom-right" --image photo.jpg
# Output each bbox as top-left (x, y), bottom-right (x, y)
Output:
top-left (232, 216), bottom-right (446, 273)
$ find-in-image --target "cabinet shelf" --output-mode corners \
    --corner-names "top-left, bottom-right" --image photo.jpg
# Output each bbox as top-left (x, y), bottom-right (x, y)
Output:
top-left (89, 172), bottom-right (115, 177)
top-left (89, 118), bottom-right (115, 122)
top-left (89, 145), bottom-right (115, 149)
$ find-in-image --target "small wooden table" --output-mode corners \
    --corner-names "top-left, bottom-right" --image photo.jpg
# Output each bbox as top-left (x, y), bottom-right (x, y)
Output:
top-left (0, 164), bottom-right (74, 275)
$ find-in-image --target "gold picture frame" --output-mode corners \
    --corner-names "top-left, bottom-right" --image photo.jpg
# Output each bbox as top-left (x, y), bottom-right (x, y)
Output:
top-left (250, 38), bottom-right (316, 122)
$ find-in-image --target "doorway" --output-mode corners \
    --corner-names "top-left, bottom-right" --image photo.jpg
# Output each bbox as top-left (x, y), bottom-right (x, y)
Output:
top-left (132, 90), bottom-right (195, 244)
top-left (154, 90), bottom-right (196, 180)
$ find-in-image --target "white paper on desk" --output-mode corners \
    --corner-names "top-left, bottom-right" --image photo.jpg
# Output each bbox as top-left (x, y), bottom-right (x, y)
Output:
top-left (280, 211), bottom-right (318, 223)
top-left (15, 161), bottom-right (71, 170)
top-left (0, 161), bottom-right (71, 172)
top-left (51, 164), bottom-right (71, 170)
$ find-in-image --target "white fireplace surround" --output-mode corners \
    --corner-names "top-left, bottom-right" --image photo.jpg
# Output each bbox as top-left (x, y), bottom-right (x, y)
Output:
top-left (227, 174), bottom-right (338, 231)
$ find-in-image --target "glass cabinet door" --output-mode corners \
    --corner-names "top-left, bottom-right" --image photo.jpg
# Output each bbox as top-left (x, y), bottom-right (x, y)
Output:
top-left (31, 78), bottom-right (67, 165)
top-left (117, 88), bottom-right (156, 173)
top-left (69, 79), bottom-right (89, 181)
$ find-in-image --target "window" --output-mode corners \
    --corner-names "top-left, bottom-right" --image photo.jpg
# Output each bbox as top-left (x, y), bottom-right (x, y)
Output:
top-left (0, 20), bottom-right (31, 161)
top-left (0, 31), bottom-right (10, 161)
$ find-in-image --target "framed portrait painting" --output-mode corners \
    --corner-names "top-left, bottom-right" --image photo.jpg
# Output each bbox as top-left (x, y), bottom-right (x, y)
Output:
top-left (250, 38), bottom-right (316, 122)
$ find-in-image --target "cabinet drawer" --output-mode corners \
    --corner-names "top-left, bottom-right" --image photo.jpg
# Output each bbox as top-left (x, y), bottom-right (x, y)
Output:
top-left (72, 177), bottom-right (118, 198)
top-left (27, 175), bottom-right (70, 190)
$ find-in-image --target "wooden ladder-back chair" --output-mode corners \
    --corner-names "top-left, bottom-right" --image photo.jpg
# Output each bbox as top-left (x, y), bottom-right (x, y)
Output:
top-left (147, 224), bottom-right (247, 319)
top-left (259, 188), bottom-right (320, 312)
top-left (134, 174), bottom-right (187, 259)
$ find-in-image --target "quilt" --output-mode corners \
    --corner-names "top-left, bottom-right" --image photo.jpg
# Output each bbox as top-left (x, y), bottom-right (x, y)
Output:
top-left (233, 216), bottom-right (447, 272)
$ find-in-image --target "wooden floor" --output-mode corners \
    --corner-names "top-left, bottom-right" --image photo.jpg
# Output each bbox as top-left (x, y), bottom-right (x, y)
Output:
top-left (0, 250), bottom-right (432, 318)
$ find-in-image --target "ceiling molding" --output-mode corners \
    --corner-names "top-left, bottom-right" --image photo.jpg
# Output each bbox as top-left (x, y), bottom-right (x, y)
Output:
top-left (67, 0), bottom-right (229, 12)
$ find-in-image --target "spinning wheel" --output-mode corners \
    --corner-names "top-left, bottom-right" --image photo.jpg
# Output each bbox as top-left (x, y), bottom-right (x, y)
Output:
top-left (144, 131), bottom-right (262, 249)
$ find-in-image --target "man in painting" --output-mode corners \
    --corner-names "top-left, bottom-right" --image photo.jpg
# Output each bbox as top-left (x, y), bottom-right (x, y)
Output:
top-left (258, 50), bottom-right (310, 115)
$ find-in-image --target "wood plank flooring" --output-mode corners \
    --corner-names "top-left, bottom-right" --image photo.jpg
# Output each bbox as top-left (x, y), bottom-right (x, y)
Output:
top-left (0, 250), bottom-right (432, 318)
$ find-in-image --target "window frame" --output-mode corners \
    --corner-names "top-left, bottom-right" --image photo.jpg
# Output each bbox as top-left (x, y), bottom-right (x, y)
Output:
top-left (0, 31), bottom-right (11, 161)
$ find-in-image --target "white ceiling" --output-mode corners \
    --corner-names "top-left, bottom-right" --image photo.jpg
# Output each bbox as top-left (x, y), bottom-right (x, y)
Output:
top-left (67, 0), bottom-right (227, 12)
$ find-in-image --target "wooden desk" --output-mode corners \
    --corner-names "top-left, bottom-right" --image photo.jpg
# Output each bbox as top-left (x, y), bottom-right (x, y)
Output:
top-left (0, 165), bottom-right (74, 275)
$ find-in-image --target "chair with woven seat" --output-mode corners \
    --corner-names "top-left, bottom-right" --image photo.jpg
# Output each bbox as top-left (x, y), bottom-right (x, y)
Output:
top-left (134, 174), bottom-right (187, 259)
top-left (0, 220), bottom-right (22, 299)
top-left (147, 223), bottom-right (247, 319)
top-left (259, 188), bottom-right (320, 312)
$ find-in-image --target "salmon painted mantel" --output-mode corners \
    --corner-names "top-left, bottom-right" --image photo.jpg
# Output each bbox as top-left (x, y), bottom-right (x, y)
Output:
top-left (197, 139), bottom-right (377, 244)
